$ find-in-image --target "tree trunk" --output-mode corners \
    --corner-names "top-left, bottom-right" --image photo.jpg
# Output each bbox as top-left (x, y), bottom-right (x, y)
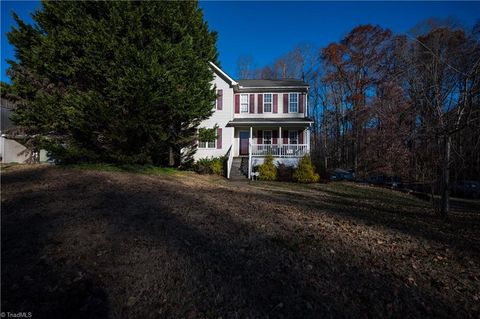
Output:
top-left (168, 146), bottom-right (175, 166)
top-left (440, 135), bottom-right (451, 218)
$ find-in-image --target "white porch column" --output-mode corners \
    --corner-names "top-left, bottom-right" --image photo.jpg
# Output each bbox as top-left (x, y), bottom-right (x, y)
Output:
top-left (305, 90), bottom-right (309, 117)
top-left (278, 126), bottom-right (282, 157)
top-left (306, 126), bottom-right (311, 153)
top-left (249, 126), bottom-right (253, 154)
top-left (248, 126), bottom-right (253, 179)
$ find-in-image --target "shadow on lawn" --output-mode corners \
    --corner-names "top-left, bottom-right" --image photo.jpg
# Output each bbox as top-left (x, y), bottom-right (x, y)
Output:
top-left (1, 167), bottom-right (477, 318)
top-left (1, 169), bottom-right (110, 319)
top-left (90, 181), bottom-right (460, 318)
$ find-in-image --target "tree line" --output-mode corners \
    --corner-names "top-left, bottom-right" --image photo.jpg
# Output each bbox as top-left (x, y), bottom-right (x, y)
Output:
top-left (240, 19), bottom-right (480, 216)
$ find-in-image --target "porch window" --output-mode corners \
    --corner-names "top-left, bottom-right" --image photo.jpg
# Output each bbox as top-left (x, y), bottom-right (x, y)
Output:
top-left (263, 93), bottom-right (272, 112)
top-left (289, 131), bottom-right (298, 144)
top-left (240, 94), bottom-right (249, 113)
top-left (263, 130), bottom-right (272, 145)
top-left (289, 93), bottom-right (298, 113)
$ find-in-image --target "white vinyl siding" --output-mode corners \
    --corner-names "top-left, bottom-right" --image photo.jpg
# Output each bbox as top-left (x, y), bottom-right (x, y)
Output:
top-left (193, 66), bottom-right (234, 161)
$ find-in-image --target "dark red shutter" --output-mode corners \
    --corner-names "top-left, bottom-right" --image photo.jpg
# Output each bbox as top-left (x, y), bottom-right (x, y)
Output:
top-left (273, 94), bottom-right (278, 113)
top-left (258, 94), bottom-right (263, 113)
top-left (298, 130), bottom-right (304, 144)
top-left (299, 93), bottom-right (304, 113)
top-left (283, 130), bottom-right (288, 144)
top-left (217, 128), bottom-right (222, 149)
top-left (217, 89), bottom-right (223, 110)
top-left (234, 94), bottom-right (240, 113)
top-left (283, 94), bottom-right (289, 113)
top-left (249, 94), bottom-right (255, 113)
top-left (272, 130), bottom-right (278, 144)
top-left (257, 130), bottom-right (263, 144)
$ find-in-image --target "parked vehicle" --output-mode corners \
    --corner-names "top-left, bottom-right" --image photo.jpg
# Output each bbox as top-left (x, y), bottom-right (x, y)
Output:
top-left (451, 180), bottom-right (480, 198)
top-left (366, 174), bottom-right (402, 188)
top-left (329, 168), bottom-right (355, 181)
top-left (384, 176), bottom-right (402, 188)
top-left (366, 174), bottom-right (385, 185)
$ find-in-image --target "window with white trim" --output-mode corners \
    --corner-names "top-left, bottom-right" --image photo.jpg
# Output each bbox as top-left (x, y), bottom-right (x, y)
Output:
top-left (198, 139), bottom-right (216, 149)
top-left (263, 130), bottom-right (272, 145)
top-left (263, 93), bottom-right (272, 112)
top-left (214, 89), bottom-right (221, 110)
top-left (198, 128), bottom-right (217, 149)
top-left (289, 93), bottom-right (298, 113)
top-left (289, 131), bottom-right (298, 144)
top-left (240, 94), bottom-right (249, 113)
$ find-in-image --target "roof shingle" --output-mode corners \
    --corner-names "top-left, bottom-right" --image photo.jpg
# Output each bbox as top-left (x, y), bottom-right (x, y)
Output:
top-left (237, 79), bottom-right (308, 88)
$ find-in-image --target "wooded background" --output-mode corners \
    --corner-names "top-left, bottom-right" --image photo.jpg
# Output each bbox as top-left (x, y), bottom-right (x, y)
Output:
top-left (238, 19), bottom-right (480, 215)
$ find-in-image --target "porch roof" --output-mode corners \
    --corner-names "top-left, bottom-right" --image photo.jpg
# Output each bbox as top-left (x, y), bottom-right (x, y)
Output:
top-left (226, 117), bottom-right (313, 127)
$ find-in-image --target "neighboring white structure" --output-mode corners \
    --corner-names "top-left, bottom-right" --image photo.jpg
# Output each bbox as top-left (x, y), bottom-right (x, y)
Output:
top-left (0, 99), bottom-right (49, 163)
top-left (1, 101), bottom-right (29, 163)
top-left (193, 63), bottom-right (313, 179)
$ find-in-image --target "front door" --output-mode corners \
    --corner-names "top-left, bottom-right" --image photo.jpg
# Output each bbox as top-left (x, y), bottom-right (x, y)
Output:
top-left (239, 131), bottom-right (249, 155)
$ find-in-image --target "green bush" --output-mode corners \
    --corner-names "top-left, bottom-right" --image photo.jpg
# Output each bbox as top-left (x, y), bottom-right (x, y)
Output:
top-left (293, 155), bottom-right (320, 183)
top-left (258, 154), bottom-right (278, 181)
top-left (194, 156), bottom-right (225, 176)
top-left (194, 158), bottom-right (212, 174)
top-left (211, 159), bottom-right (223, 175)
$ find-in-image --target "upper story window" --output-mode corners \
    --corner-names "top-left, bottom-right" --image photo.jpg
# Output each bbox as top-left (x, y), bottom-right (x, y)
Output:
top-left (289, 131), bottom-right (298, 144)
top-left (263, 130), bottom-right (272, 145)
top-left (289, 93), bottom-right (298, 113)
top-left (240, 94), bottom-right (249, 113)
top-left (215, 89), bottom-right (223, 110)
top-left (263, 93), bottom-right (272, 112)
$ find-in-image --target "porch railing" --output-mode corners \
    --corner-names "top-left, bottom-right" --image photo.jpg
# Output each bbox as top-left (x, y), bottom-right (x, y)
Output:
top-left (250, 144), bottom-right (309, 157)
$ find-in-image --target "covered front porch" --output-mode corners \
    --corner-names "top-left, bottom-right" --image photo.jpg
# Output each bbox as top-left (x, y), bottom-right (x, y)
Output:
top-left (226, 118), bottom-right (313, 179)
top-left (238, 128), bottom-right (309, 156)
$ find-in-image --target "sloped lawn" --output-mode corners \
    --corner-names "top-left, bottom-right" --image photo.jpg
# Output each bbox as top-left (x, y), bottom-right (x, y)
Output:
top-left (1, 165), bottom-right (479, 318)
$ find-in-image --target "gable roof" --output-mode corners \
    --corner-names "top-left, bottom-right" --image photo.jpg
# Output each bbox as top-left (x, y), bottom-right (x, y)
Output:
top-left (209, 62), bottom-right (237, 87)
top-left (209, 62), bottom-right (309, 90)
top-left (237, 79), bottom-right (308, 88)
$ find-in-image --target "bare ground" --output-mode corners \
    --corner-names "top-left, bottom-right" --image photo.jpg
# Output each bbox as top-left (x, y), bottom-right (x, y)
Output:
top-left (1, 165), bottom-right (479, 318)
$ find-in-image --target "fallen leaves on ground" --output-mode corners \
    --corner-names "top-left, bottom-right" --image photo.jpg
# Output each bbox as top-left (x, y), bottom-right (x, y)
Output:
top-left (1, 165), bottom-right (479, 318)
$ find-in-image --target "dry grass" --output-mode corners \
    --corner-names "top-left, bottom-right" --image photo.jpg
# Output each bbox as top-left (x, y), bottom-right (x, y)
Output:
top-left (1, 165), bottom-right (479, 318)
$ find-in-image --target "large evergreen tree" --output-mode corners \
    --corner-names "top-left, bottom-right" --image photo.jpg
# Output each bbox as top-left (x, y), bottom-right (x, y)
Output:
top-left (7, 1), bottom-right (218, 165)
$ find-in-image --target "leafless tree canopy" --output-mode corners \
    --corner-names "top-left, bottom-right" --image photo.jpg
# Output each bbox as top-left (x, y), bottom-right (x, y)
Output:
top-left (243, 20), bottom-right (480, 216)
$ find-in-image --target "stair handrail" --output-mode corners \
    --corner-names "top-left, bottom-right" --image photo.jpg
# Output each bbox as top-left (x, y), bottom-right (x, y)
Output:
top-left (248, 141), bottom-right (252, 179)
top-left (225, 145), bottom-right (233, 179)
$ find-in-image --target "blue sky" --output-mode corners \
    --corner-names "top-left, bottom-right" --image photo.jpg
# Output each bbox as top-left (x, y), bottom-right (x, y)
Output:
top-left (1, 1), bottom-right (479, 83)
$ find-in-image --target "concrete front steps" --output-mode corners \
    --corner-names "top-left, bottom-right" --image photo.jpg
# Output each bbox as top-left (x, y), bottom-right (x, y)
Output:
top-left (230, 157), bottom-right (249, 181)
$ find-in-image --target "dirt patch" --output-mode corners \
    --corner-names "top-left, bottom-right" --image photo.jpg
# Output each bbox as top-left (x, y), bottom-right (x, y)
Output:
top-left (2, 166), bottom-right (479, 318)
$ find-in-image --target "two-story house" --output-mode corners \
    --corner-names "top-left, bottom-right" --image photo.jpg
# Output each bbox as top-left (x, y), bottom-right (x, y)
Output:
top-left (194, 62), bottom-right (313, 179)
